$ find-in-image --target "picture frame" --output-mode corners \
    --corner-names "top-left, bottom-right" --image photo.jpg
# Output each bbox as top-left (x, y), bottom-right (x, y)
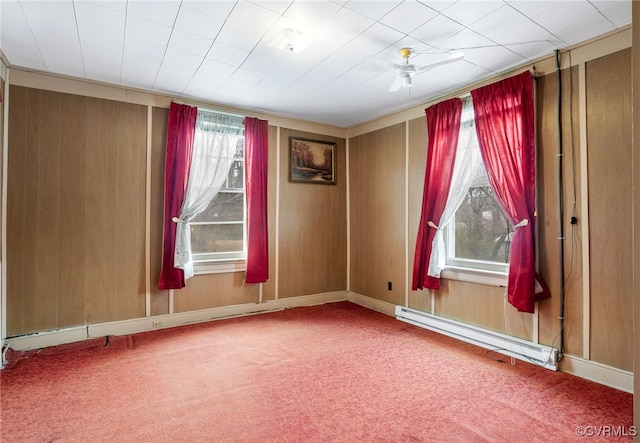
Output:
top-left (289, 137), bottom-right (336, 185)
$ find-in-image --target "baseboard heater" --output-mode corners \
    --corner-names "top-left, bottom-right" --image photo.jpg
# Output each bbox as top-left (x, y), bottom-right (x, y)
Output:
top-left (395, 306), bottom-right (558, 371)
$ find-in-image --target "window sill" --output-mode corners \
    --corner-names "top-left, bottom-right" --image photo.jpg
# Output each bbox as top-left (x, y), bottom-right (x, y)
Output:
top-left (193, 259), bottom-right (246, 275)
top-left (441, 266), bottom-right (507, 287)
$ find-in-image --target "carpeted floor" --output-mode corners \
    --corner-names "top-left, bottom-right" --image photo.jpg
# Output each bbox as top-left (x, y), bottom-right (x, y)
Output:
top-left (0, 301), bottom-right (634, 442)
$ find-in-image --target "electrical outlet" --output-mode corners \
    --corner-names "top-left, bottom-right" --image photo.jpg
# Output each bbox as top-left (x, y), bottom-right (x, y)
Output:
top-left (387, 281), bottom-right (392, 291)
top-left (152, 320), bottom-right (164, 328)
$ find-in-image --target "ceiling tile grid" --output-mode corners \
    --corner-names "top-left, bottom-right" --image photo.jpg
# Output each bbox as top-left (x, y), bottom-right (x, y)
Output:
top-left (0, 0), bottom-right (631, 127)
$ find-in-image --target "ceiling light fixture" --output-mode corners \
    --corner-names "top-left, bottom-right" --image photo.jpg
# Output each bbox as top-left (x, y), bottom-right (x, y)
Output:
top-left (269, 27), bottom-right (312, 54)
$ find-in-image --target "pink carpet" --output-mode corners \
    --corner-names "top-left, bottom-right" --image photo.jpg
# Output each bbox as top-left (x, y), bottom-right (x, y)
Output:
top-left (0, 301), bottom-right (634, 442)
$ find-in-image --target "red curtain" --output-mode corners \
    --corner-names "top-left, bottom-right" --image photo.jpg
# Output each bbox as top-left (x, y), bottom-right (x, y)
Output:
top-left (158, 102), bottom-right (197, 290)
top-left (471, 71), bottom-right (550, 312)
top-left (412, 98), bottom-right (463, 290)
top-left (244, 117), bottom-right (269, 283)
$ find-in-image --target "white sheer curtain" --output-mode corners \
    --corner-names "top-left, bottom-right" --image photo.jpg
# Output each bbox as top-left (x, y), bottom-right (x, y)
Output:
top-left (428, 97), bottom-right (484, 278)
top-left (173, 110), bottom-right (244, 280)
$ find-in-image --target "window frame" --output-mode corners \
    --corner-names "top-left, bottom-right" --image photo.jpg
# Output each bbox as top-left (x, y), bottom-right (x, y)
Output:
top-left (189, 115), bottom-right (247, 275)
top-left (440, 101), bottom-right (510, 287)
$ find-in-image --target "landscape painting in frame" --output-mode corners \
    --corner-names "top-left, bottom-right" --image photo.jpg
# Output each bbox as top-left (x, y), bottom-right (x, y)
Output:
top-left (290, 137), bottom-right (336, 184)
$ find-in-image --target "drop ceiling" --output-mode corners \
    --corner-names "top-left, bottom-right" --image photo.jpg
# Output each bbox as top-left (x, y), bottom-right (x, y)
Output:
top-left (0, 0), bottom-right (631, 128)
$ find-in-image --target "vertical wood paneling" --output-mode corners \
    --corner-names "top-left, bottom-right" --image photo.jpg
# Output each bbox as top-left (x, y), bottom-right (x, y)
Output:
top-left (7, 86), bottom-right (27, 335)
top-left (35, 91), bottom-right (61, 330)
top-left (536, 66), bottom-right (584, 355)
top-left (22, 89), bottom-right (40, 332)
top-left (150, 107), bottom-right (169, 315)
top-left (261, 125), bottom-right (278, 301)
top-left (349, 124), bottom-right (405, 305)
top-left (173, 272), bottom-right (258, 312)
top-left (58, 94), bottom-right (88, 327)
top-left (586, 49), bottom-right (633, 371)
top-left (7, 88), bottom-right (147, 335)
top-left (278, 130), bottom-right (347, 298)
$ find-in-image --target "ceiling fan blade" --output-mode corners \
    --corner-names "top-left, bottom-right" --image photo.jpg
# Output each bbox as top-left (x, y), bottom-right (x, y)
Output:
top-left (417, 52), bottom-right (464, 73)
top-left (388, 75), bottom-right (402, 92)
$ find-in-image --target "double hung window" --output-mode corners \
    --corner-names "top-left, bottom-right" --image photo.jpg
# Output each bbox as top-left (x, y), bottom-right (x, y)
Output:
top-left (442, 99), bottom-right (511, 280)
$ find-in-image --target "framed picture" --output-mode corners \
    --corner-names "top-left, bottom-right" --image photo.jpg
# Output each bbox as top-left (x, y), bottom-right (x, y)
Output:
top-left (289, 137), bottom-right (336, 185)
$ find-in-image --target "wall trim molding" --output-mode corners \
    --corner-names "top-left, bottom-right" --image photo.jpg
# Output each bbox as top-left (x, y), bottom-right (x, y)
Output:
top-left (348, 292), bottom-right (633, 393)
top-left (347, 291), bottom-right (396, 316)
top-left (559, 354), bottom-right (633, 394)
top-left (4, 291), bottom-right (348, 352)
top-left (8, 68), bottom-right (346, 138)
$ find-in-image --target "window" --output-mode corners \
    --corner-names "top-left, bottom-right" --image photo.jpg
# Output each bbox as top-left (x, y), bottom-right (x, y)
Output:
top-left (189, 112), bottom-right (246, 274)
top-left (442, 99), bottom-right (511, 283)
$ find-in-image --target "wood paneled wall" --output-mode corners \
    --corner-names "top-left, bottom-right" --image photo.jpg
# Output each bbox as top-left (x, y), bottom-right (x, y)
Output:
top-left (536, 65), bottom-right (584, 357)
top-left (277, 129), bottom-right (347, 299)
top-left (585, 49), bottom-right (633, 371)
top-left (350, 124), bottom-right (406, 305)
top-left (349, 49), bottom-right (633, 372)
top-left (7, 86), bottom-right (147, 335)
top-left (6, 90), bottom-right (347, 333)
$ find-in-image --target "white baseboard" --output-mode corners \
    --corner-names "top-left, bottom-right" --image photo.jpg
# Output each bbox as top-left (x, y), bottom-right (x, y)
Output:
top-left (347, 291), bottom-right (396, 316)
top-left (559, 354), bottom-right (633, 393)
top-left (4, 290), bottom-right (634, 394)
top-left (4, 291), bottom-right (348, 352)
top-left (348, 293), bottom-right (634, 392)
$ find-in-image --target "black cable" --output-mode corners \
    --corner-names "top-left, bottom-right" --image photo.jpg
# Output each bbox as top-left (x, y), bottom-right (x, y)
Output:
top-left (555, 49), bottom-right (566, 361)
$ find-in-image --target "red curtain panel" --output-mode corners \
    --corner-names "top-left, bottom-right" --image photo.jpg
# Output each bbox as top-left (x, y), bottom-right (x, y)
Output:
top-left (412, 98), bottom-right (462, 291)
top-left (471, 71), bottom-right (549, 312)
top-left (158, 102), bottom-right (197, 290)
top-left (244, 117), bottom-right (269, 283)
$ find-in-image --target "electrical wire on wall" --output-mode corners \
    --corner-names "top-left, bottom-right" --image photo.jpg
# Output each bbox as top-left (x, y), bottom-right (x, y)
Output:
top-left (555, 49), bottom-right (566, 361)
top-left (554, 49), bottom-right (580, 363)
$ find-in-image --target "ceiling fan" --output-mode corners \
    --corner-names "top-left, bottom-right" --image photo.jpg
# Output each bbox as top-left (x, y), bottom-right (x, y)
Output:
top-left (389, 47), bottom-right (464, 92)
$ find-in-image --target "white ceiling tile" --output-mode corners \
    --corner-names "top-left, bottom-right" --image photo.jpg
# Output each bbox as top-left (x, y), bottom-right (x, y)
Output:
top-left (0, 1), bottom-right (44, 66)
top-left (592, 0), bottom-right (632, 27)
top-left (258, 74), bottom-right (296, 91)
top-left (153, 62), bottom-right (195, 94)
top-left (219, 77), bottom-right (257, 93)
top-left (439, 0), bottom-right (507, 26)
top-left (460, 45), bottom-right (526, 73)
top-left (412, 14), bottom-right (466, 46)
top-left (343, 0), bottom-right (402, 21)
top-left (83, 0), bottom-right (127, 14)
top-left (182, 70), bottom-right (226, 98)
top-left (126, 0), bottom-right (180, 27)
top-left (168, 29), bottom-right (213, 57)
top-left (0, 0), bottom-right (632, 128)
top-left (120, 56), bottom-right (162, 89)
top-left (174, 5), bottom-right (227, 40)
top-left (354, 22), bottom-right (405, 56)
top-left (240, 46), bottom-right (288, 73)
top-left (283, 1), bottom-right (343, 27)
top-left (324, 7), bottom-right (375, 40)
top-left (248, 1), bottom-right (294, 16)
top-left (182, 0), bottom-right (237, 17)
top-left (551, 8), bottom-right (619, 44)
top-left (215, 1), bottom-right (280, 51)
top-left (509, 0), bottom-right (598, 31)
top-left (469, 5), bottom-right (556, 45)
top-left (206, 41), bottom-right (251, 67)
top-left (379, 0), bottom-right (439, 34)
top-left (163, 47), bottom-right (205, 72)
top-left (198, 58), bottom-right (237, 77)
top-left (438, 28), bottom-right (498, 52)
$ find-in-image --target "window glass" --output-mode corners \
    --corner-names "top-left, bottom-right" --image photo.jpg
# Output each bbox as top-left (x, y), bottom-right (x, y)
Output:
top-left (444, 101), bottom-right (511, 275)
top-left (190, 117), bottom-right (246, 266)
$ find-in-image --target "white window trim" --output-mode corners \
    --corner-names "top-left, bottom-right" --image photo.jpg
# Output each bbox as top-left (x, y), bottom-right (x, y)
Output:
top-left (441, 265), bottom-right (507, 287)
top-left (193, 259), bottom-right (246, 275)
